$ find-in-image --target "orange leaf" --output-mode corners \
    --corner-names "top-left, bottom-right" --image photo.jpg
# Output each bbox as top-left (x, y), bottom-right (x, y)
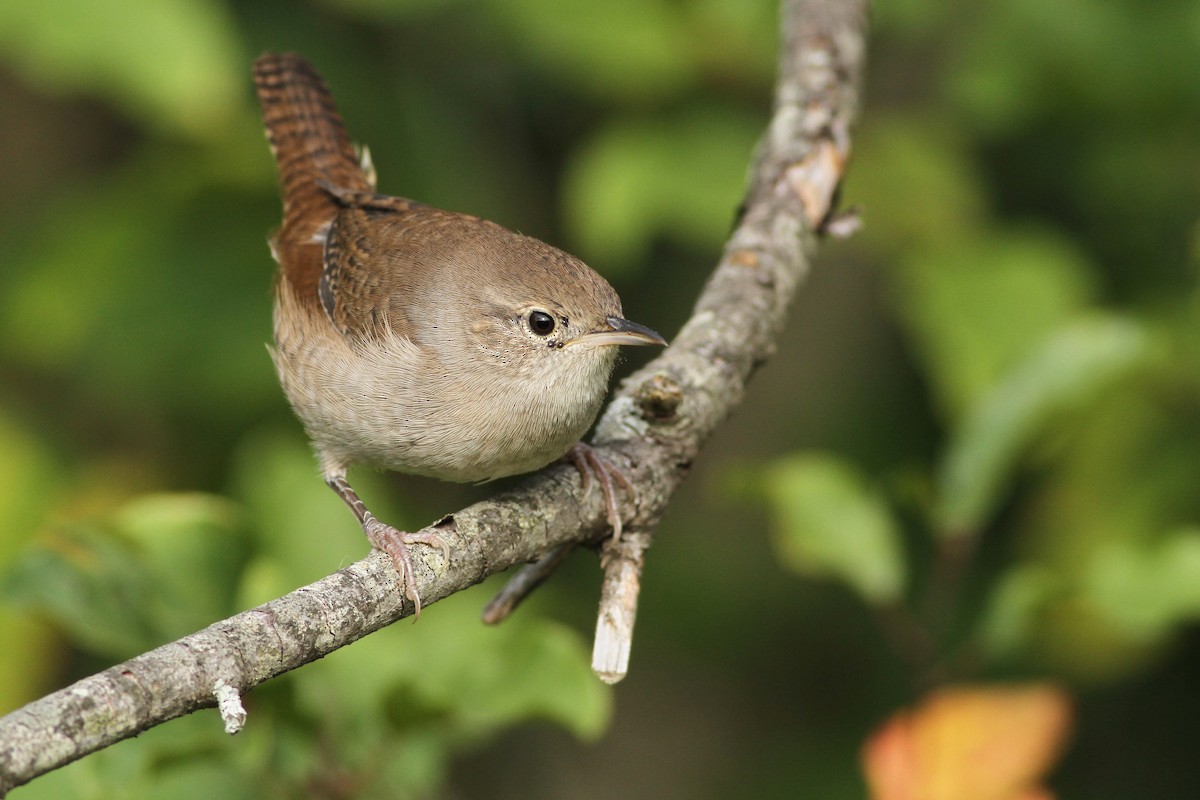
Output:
top-left (862, 683), bottom-right (1072, 800)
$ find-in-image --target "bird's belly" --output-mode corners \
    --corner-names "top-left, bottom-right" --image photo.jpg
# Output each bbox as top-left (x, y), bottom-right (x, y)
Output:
top-left (273, 315), bottom-right (606, 482)
top-left (326, 384), bottom-right (602, 483)
top-left (380, 411), bottom-right (587, 482)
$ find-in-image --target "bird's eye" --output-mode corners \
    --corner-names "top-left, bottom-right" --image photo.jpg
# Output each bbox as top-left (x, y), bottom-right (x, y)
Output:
top-left (528, 310), bottom-right (556, 336)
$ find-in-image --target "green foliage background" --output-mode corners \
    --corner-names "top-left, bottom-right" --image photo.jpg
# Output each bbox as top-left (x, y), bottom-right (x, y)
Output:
top-left (1, 0), bottom-right (1197, 797)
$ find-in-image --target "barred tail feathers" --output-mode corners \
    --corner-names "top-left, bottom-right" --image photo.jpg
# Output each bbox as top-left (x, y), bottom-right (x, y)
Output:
top-left (253, 53), bottom-right (372, 249)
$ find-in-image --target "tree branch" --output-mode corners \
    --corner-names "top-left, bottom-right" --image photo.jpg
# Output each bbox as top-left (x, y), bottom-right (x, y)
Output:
top-left (0, 0), bottom-right (867, 793)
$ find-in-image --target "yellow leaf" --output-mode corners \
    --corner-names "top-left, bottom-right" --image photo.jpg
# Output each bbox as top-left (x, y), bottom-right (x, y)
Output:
top-left (862, 683), bottom-right (1072, 800)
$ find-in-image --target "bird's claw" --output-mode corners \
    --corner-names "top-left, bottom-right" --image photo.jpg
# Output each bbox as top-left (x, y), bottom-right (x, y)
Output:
top-left (362, 516), bottom-right (447, 619)
top-left (567, 443), bottom-right (634, 542)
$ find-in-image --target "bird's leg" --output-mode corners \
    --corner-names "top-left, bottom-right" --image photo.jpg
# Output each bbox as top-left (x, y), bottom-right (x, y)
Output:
top-left (326, 474), bottom-right (449, 618)
top-left (567, 442), bottom-right (635, 543)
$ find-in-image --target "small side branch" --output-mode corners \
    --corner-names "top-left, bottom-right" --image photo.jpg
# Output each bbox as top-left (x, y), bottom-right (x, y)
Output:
top-left (212, 680), bottom-right (246, 735)
top-left (592, 532), bottom-right (649, 684)
top-left (481, 543), bottom-right (574, 625)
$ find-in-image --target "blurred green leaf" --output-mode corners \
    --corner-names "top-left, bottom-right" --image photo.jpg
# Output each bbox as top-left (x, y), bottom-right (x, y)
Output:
top-left (3, 492), bottom-right (249, 658)
top-left (845, 115), bottom-right (989, 253)
top-left (937, 315), bottom-right (1148, 534)
top-left (9, 708), bottom-right (257, 800)
top-left (0, 166), bottom-right (180, 370)
top-left (872, 0), bottom-right (957, 38)
top-left (894, 228), bottom-right (1096, 420)
top-left (231, 428), bottom-right (378, 596)
top-left (979, 533), bottom-right (1200, 675)
top-left (763, 454), bottom-right (906, 604)
top-left (284, 588), bottom-right (610, 795)
top-left (685, 0), bottom-right (778, 84)
top-left (1017, 379), bottom-right (1200, 571)
top-left (4, 525), bottom-right (161, 657)
top-left (110, 493), bottom-right (249, 634)
top-left (563, 107), bottom-right (760, 268)
top-left (947, 0), bottom-right (1200, 138)
top-left (490, 0), bottom-right (697, 101)
top-left (0, 0), bottom-right (245, 139)
top-left (0, 409), bottom-right (71, 710)
top-left (1082, 529), bottom-right (1200, 642)
top-left (0, 410), bottom-right (62, 562)
top-left (319, 0), bottom-right (448, 17)
top-left (295, 588), bottom-right (611, 741)
top-left (0, 608), bottom-right (61, 712)
top-left (977, 564), bottom-right (1061, 659)
top-left (0, 151), bottom-right (276, 422)
top-left (1023, 598), bottom-right (1165, 685)
top-left (136, 762), bottom-right (259, 800)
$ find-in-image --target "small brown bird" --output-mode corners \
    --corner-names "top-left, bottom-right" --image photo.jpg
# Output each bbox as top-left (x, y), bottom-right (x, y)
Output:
top-left (252, 53), bottom-right (666, 614)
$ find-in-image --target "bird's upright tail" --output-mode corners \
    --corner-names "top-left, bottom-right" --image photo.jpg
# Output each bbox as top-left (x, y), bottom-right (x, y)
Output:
top-left (253, 53), bottom-right (373, 270)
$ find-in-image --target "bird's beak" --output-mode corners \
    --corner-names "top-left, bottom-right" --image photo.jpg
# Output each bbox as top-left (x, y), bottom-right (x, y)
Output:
top-left (567, 317), bottom-right (667, 348)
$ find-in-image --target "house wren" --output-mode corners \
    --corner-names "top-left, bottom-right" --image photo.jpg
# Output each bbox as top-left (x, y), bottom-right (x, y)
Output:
top-left (253, 53), bottom-right (665, 614)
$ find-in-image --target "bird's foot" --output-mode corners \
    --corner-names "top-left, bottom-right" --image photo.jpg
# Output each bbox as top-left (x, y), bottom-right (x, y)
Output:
top-left (483, 445), bottom-right (633, 625)
top-left (362, 516), bottom-right (449, 619)
top-left (567, 442), bottom-right (635, 542)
